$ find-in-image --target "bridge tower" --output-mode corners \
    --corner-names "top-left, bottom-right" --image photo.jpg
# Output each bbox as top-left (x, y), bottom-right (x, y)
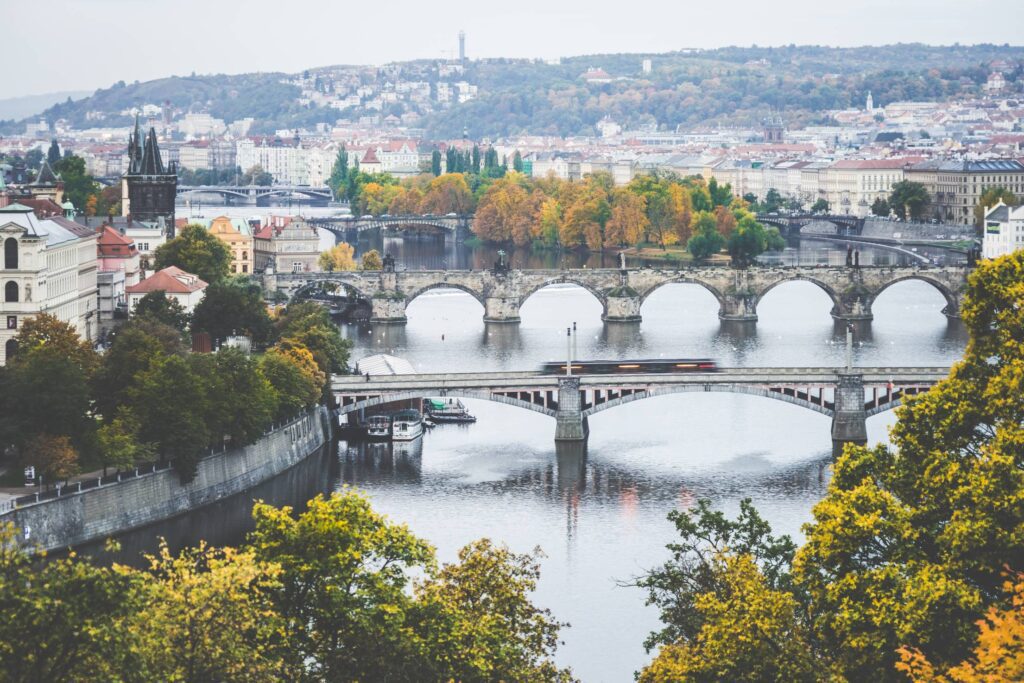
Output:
top-left (555, 376), bottom-right (588, 442)
top-left (831, 371), bottom-right (867, 456)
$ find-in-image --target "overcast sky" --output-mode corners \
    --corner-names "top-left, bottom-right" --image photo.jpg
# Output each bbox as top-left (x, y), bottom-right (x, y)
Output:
top-left (8, 0), bottom-right (1023, 97)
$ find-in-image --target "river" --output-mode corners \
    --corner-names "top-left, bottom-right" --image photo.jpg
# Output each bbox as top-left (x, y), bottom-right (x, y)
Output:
top-left (180, 206), bottom-right (969, 681)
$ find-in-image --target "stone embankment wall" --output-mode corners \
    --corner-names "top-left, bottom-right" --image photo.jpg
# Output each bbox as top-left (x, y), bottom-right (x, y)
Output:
top-left (2, 407), bottom-right (331, 553)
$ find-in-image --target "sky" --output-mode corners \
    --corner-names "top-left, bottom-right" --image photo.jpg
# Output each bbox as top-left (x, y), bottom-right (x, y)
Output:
top-left (7, 0), bottom-right (1023, 97)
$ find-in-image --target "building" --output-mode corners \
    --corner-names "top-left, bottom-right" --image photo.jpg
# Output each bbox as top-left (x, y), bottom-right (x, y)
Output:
top-left (235, 137), bottom-right (308, 185)
top-left (820, 159), bottom-right (912, 217)
top-left (254, 215), bottom-right (321, 274)
top-left (121, 118), bottom-right (177, 231)
top-left (207, 215), bottom-right (255, 274)
top-left (126, 266), bottom-right (207, 315)
top-left (96, 225), bottom-right (141, 322)
top-left (982, 202), bottom-right (1024, 259)
top-left (1, 203), bottom-right (99, 365)
top-left (905, 159), bottom-right (1024, 225)
top-left (27, 160), bottom-right (64, 204)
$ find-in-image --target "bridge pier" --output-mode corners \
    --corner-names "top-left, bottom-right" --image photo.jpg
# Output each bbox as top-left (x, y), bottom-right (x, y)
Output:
top-left (483, 296), bottom-right (521, 323)
top-left (831, 372), bottom-right (868, 456)
top-left (370, 295), bottom-right (407, 324)
top-left (602, 287), bottom-right (642, 323)
top-left (832, 295), bottom-right (874, 323)
top-left (555, 376), bottom-right (588, 442)
top-left (719, 294), bottom-right (758, 322)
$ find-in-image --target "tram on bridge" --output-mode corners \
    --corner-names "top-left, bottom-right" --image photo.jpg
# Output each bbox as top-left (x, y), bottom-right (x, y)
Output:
top-left (539, 358), bottom-right (719, 375)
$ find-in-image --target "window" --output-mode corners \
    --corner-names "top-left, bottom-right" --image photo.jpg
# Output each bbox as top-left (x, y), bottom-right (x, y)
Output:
top-left (242, 251), bottom-right (248, 261)
top-left (3, 238), bottom-right (17, 270)
top-left (6, 316), bottom-right (16, 330)
top-left (242, 264), bottom-right (248, 273)
top-left (4, 338), bottom-right (16, 361)
top-left (4, 281), bottom-right (17, 303)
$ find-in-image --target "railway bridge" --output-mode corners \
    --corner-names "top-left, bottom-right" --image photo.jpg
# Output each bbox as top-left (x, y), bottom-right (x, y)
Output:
top-left (267, 265), bottom-right (970, 324)
top-left (176, 184), bottom-right (333, 205)
top-left (308, 214), bottom-right (470, 237)
top-left (332, 366), bottom-right (949, 454)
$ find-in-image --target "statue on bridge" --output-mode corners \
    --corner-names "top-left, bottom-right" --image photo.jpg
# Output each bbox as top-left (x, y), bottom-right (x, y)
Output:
top-left (383, 253), bottom-right (396, 273)
top-left (494, 249), bottom-right (509, 274)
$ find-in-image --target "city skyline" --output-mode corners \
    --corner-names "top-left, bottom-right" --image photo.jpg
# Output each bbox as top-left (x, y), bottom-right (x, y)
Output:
top-left (8, 0), bottom-right (1023, 98)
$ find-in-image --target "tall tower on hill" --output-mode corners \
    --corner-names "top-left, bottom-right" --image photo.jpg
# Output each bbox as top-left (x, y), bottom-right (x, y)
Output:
top-left (459, 30), bottom-right (466, 65)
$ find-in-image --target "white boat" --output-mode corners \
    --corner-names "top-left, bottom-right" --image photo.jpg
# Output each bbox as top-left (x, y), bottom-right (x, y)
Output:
top-left (365, 415), bottom-right (391, 441)
top-left (391, 410), bottom-right (424, 441)
top-left (423, 398), bottom-right (477, 423)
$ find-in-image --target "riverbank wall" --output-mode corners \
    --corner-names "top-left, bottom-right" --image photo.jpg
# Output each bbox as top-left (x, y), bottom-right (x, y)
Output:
top-left (1, 407), bottom-right (332, 553)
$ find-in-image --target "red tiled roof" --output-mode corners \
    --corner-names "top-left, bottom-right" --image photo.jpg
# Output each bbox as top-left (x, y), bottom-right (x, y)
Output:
top-left (17, 197), bottom-right (63, 219)
top-left (831, 158), bottom-right (921, 169)
top-left (97, 225), bottom-right (134, 247)
top-left (362, 148), bottom-right (381, 164)
top-left (126, 266), bottom-right (207, 295)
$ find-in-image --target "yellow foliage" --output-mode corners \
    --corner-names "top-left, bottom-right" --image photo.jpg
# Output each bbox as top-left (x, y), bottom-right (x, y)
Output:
top-left (318, 242), bottom-right (356, 272)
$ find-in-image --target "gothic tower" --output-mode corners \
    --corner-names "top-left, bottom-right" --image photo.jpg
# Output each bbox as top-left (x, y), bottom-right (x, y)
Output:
top-left (122, 117), bottom-right (177, 234)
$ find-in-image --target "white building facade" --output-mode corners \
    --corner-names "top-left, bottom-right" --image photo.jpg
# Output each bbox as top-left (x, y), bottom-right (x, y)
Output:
top-left (982, 202), bottom-right (1024, 259)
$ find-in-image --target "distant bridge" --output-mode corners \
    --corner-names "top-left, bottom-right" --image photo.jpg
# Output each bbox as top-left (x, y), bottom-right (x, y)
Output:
top-left (308, 214), bottom-right (471, 236)
top-left (756, 214), bottom-right (865, 236)
top-left (266, 265), bottom-right (970, 324)
top-left (176, 184), bottom-right (333, 205)
top-left (332, 366), bottom-right (949, 451)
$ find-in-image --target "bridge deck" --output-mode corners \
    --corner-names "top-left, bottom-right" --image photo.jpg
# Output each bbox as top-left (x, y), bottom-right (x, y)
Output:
top-left (332, 367), bottom-right (950, 392)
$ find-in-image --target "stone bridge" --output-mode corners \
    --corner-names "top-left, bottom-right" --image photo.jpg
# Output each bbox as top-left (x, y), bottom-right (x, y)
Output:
top-left (756, 214), bottom-right (865, 236)
top-left (176, 185), bottom-right (333, 205)
top-left (308, 214), bottom-right (470, 236)
top-left (266, 265), bottom-right (970, 324)
top-left (332, 366), bottom-right (949, 453)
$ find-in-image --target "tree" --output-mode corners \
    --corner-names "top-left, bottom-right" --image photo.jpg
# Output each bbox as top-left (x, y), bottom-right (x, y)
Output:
top-left (5, 345), bottom-right (94, 452)
top-left (714, 205), bottom-right (737, 237)
top-left (707, 177), bottom-right (733, 208)
top-left (513, 150), bottom-right (524, 173)
top-left (275, 302), bottom-right (351, 376)
top-left (471, 145), bottom-right (481, 174)
top-left (974, 186), bottom-right (1018, 228)
top-left (762, 188), bottom-right (784, 213)
top-left (12, 312), bottom-right (98, 375)
top-left (411, 540), bottom-right (574, 682)
top-left (242, 164), bottom-right (273, 186)
top-left (812, 198), bottom-right (831, 214)
top-left (202, 348), bottom-right (277, 448)
top-left (361, 249), bottom-right (383, 270)
top-left (792, 251), bottom-right (1024, 679)
top-left (128, 354), bottom-right (211, 480)
top-left (473, 175), bottom-right (535, 245)
top-left (420, 174), bottom-right (473, 215)
top-left (606, 189), bottom-right (649, 246)
top-left (889, 180), bottom-right (930, 221)
top-left (25, 433), bottom-right (80, 485)
top-left (132, 290), bottom-right (190, 332)
top-left (259, 346), bottom-right (323, 422)
top-left (129, 541), bottom-right (285, 682)
top-left (96, 408), bottom-right (156, 474)
top-left (536, 197), bottom-right (563, 246)
top-left (154, 223), bottom-right (232, 284)
top-left (897, 572), bottom-right (1024, 682)
top-left (727, 214), bottom-right (785, 267)
top-left (53, 155), bottom-right (99, 214)
top-left (191, 278), bottom-right (273, 346)
top-left (871, 197), bottom-right (891, 217)
top-left (93, 320), bottom-right (183, 421)
top-left (430, 149), bottom-right (442, 176)
top-left (46, 139), bottom-right (61, 165)
top-left (639, 553), bottom-right (817, 683)
top-left (687, 212), bottom-right (726, 261)
top-left (318, 242), bottom-right (357, 272)
top-left (249, 491), bottom-right (436, 681)
top-left (328, 146), bottom-right (349, 198)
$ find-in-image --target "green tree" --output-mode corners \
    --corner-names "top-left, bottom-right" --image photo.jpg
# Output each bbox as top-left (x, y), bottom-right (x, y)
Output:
top-left (96, 408), bottom-right (156, 474)
top-left (46, 139), bottom-right (61, 165)
top-left (132, 290), bottom-right (190, 332)
top-left (871, 197), bottom-right (890, 217)
top-left (707, 177), bottom-right (733, 207)
top-left (275, 302), bottom-right (351, 376)
top-left (242, 164), bottom-right (273, 186)
top-left (687, 211), bottom-right (726, 261)
top-left (5, 346), bottom-right (93, 452)
top-left (812, 198), bottom-right (830, 213)
top-left (93, 320), bottom-right (183, 421)
top-left (191, 277), bottom-right (273, 347)
top-left (889, 180), bottom-right (930, 221)
top-left (258, 346), bottom-right (323, 422)
top-left (13, 312), bottom-right (98, 375)
top-left (762, 188), bottom-right (784, 213)
top-left (727, 214), bottom-right (785, 267)
top-left (154, 223), bottom-right (232, 284)
top-left (129, 354), bottom-right (211, 480)
top-left (328, 146), bottom-right (349, 197)
top-left (974, 186), bottom-right (1018, 228)
top-left (431, 149), bottom-right (442, 176)
top-left (201, 348), bottom-right (278, 448)
top-left (53, 154), bottom-right (98, 213)
top-left (513, 150), bottom-right (524, 173)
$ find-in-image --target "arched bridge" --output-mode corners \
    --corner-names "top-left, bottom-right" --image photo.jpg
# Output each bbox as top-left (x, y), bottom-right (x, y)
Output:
top-left (176, 185), bottom-right (333, 205)
top-left (308, 214), bottom-right (470, 236)
top-left (332, 366), bottom-right (949, 453)
top-left (266, 265), bottom-right (970, 324)
top-left (757, 214), bottom-right (865, 236)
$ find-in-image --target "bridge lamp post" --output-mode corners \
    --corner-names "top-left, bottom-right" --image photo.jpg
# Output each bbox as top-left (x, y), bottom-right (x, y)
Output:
top-left (572, 322), bottom-right (578, 365)
top-left (566, 327), bottom-right (572, 377)
top-left (845, 323), bottom-right (854, 371)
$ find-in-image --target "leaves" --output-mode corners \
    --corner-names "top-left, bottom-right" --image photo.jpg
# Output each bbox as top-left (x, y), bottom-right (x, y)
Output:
top-left (154, 224), bottom-right (232, 284)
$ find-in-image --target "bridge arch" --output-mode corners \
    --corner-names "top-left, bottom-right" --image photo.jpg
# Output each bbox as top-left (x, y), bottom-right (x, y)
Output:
top-left (872, 274), bottom-right (959, 316)
top-left (638, 277), bottom-right (728, 309)
top-left (581, 384), bottom-right (836, 418)
top-left (178, 187), bottom-right (248, 200)
top-left (520, 278), bottom-right (609, 313)
top-left (405, 282), bottom-right (487, 307)
top-left (336, 390), bottom-right (557, 419)
top-left (754, 275), bottom-right (843, 312)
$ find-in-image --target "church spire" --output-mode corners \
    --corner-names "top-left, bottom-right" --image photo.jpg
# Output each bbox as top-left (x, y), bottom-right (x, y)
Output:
top-left (139, 127), bottom-right (166, 175)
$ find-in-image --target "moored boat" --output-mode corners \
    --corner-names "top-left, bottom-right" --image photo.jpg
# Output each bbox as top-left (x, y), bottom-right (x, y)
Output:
top-left (424, 398), bottom-right (477, 423)
top-left (391, 410), bottom-right (424, 441)
top-left (365, 415), bottom-right (391, 441)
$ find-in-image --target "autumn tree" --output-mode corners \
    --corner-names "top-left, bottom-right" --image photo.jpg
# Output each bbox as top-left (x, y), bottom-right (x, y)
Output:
top-left (26, 433), bottom-right (80, 485)
top-left (536, 197), bottom-right (563, 247)
top-left (669, 183), bottom-right (694, 245)
top-left (421, 173), bottom-right (474, 214)
top-left (258, 346), bottom-right (323, 422)
top-left (974, 186), bottom-right (1018, 227)
top-left (360, 249), bottom-right (383, 271)
top-left (473, 174), bottom-right (535, 246)
top-left (318, 242), bottom-right (357, 272)
top-left (605, 189), bottom-right (648, 246)
top-left (714, 205), bottom-right (737, 237)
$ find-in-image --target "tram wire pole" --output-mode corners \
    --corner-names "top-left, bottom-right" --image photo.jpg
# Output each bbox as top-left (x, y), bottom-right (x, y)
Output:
top-left (572, 321), bottom-right (577, 367)
top-left (566, 327), bottom-right (572, 377)
top-left (846, 322), bottom-right (854, 372)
